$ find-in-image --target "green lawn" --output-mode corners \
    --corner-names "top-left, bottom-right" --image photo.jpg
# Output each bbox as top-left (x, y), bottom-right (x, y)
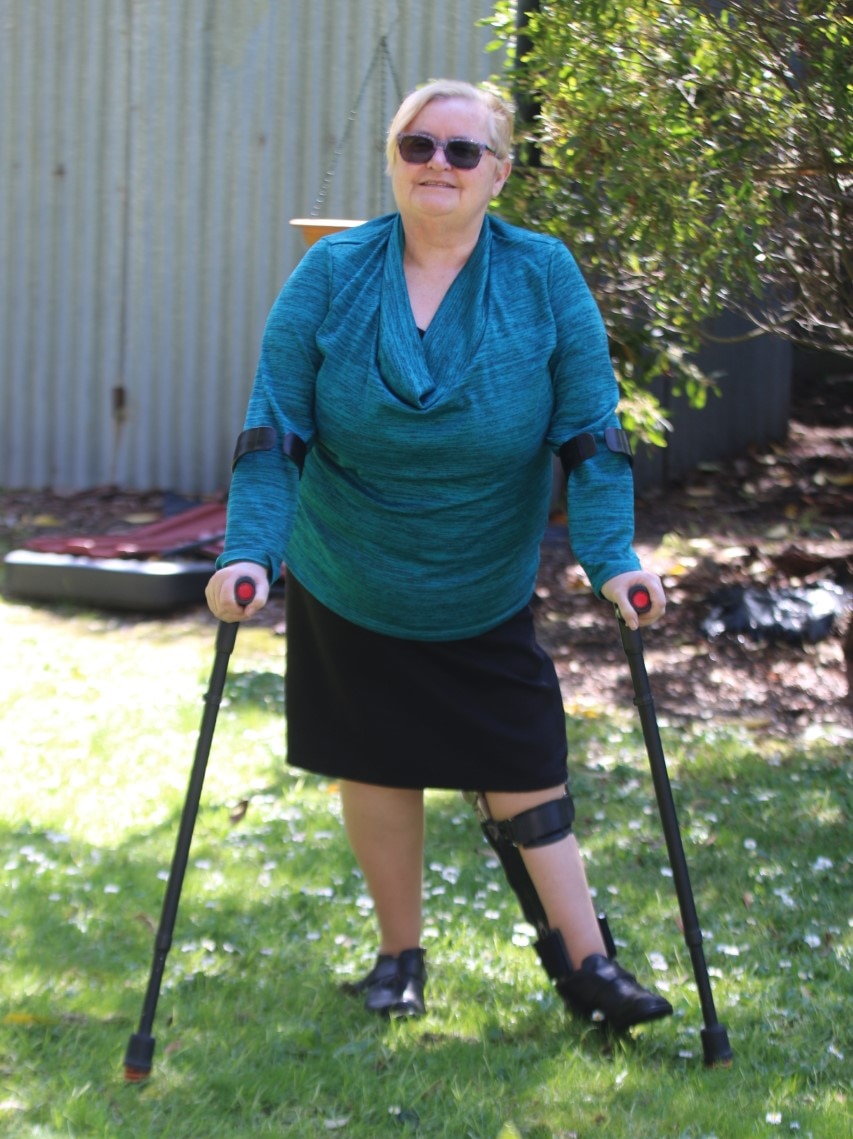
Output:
top-left (0, 597), bottom-right (849, 1138)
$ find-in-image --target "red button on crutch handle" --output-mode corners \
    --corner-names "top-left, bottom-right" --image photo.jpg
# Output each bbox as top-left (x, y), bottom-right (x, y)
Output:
top-left (628, 584), bottom-right (652, 614)
top-left (234, 576), bottom-right (257, 607)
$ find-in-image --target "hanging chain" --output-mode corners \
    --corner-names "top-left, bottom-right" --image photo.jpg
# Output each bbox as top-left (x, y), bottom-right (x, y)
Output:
top-left (310, 24), bottom-right (404, 218)
top-left (376, 40), bottom-right (387, 213)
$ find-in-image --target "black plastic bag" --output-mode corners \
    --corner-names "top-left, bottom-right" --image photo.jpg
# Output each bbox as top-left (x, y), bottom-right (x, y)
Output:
top-left (701, 582), bottom-right (846, 645)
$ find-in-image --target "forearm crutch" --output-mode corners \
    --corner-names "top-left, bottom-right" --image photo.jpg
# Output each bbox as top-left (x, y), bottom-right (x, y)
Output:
top-left (123, 577), bottom-right (257, 1081)
top-left (618, 585), bottom-right (733, 1067)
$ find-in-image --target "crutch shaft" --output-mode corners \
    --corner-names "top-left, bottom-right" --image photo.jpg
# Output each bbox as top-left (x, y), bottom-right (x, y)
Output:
top-left (619, 587), bottom-right (733, 1066)
top-left (621, 628), bottom-right (719, 1020)
top-left (124, 577), bottom-right (256, 1080)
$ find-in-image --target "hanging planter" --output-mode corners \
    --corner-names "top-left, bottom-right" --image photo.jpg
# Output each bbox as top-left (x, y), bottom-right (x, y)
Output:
top-left (289, 218), bottom-right (366, 247)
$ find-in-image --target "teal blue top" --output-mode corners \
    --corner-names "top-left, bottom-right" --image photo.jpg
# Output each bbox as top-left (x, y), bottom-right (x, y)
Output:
top-left (220, 213), bottom-right (640, 640)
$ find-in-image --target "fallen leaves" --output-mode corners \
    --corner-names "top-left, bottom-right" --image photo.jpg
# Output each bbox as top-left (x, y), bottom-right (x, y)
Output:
top-left (229, 799), bottom-right (250, 824)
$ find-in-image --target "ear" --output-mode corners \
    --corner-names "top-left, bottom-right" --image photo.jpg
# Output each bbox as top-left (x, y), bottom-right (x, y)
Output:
top-left (492, 157), bottom-right (512, 196)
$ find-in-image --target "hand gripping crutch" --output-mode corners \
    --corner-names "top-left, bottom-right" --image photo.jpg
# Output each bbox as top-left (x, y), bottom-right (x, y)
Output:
top-left (618, 585), bottom-right (733, 1067)
top-left (123, 576), bottom-right (257, 1081)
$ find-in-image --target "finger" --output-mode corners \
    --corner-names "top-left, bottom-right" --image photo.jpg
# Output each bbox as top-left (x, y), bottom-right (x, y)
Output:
top-left (619, 600), bottom-right (641, 631)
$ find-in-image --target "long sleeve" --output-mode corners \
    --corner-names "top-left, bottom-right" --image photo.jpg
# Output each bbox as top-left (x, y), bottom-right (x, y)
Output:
top-left (216, 240), bottom-right (331, 579)
top-left (217, 449), bottom-right (299, 582)
top-left (544, 240), bottom-right (640, 595)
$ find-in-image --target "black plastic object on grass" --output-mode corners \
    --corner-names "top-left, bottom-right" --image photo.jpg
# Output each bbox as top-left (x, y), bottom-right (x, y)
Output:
top-left (123, 576), bottom-right (257, 1082)
top-left (618, 585), bottom-right (733, 1067)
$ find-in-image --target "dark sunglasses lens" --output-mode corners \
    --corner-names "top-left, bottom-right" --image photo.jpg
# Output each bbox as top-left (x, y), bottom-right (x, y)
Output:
top-left (399, 135), bottom-right (437, 163)
top-left (445, 141), bottom-right (483, 169)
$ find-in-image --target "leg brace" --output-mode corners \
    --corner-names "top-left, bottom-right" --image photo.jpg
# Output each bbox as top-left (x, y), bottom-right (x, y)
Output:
top-left (466, 789), bottom-right (615, 989)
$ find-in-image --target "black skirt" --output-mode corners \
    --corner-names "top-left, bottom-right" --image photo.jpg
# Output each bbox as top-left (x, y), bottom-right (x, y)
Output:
top-left (284, 574), bottom-right (568, 791)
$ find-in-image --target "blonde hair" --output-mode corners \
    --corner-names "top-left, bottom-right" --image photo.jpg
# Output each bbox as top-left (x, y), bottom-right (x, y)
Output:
top-left (385, 79), bottom-right (514, 169)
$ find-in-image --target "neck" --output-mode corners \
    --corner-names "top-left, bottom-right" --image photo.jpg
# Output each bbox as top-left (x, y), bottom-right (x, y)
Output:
top-left (400, 215), bottom-right (483, 270)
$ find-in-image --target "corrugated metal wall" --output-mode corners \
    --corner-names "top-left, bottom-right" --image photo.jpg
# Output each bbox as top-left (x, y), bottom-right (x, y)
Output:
top-left (633, 313), bottom-right (792, 491)
top-left (0, 0), bottom-right (499, 493)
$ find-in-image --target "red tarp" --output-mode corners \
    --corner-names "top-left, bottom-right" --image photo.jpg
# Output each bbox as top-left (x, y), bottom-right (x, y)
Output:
top-left (23, 503), bottom-right (227, 560)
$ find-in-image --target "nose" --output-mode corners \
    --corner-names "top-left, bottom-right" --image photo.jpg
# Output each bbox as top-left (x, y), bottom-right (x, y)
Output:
top-left (426, 143), bottom-right (451, 168)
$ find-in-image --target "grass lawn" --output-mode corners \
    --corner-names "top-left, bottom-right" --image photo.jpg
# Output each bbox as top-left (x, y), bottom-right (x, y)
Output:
top-left (0, 595), bottom-right (849, 1138)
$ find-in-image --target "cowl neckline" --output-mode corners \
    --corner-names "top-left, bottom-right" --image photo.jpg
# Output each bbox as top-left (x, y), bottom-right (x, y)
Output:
top-left (377, 214), bottom-right (490, 409)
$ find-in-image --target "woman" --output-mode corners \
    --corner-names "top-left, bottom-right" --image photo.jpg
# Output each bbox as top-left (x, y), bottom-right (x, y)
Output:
top-left (206, 80), bottom-right (672, 1034)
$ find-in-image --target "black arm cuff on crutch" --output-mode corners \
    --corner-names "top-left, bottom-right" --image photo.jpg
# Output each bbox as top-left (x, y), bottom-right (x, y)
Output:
top-left (231, 426), bottom-right (307, 476)
top-left (559, 427), bottom-right (633, 478)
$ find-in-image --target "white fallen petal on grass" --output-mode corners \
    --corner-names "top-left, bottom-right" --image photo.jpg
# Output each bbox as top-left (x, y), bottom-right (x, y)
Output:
top-left (773, 888), bottom-right (796, 909)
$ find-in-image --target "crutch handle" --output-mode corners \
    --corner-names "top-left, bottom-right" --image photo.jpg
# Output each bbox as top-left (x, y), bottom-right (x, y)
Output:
top-left (234, 576), bottom-right (256, 607)
top-left (628, 583), bottom-right (652, 614)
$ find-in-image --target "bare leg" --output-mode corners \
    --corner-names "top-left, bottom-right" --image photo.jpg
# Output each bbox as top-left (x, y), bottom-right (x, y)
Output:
top-left (340, 780), bottom-right (424, 955)
top-left (485, 786), bottom-right (606, 966)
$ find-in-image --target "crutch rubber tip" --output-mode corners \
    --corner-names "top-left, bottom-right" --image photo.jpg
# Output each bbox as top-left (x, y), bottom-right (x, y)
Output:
top-left (124, 1065), bottom-right (151, 1083)
top-left (123, 1032), bottom-right (155, 1081)
top-left (701, 1023), bottom-right (734, 1067)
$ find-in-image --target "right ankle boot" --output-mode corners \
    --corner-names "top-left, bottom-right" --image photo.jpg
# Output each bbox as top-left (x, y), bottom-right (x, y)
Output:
top-left (342, 949), bottom-right (427, 1018)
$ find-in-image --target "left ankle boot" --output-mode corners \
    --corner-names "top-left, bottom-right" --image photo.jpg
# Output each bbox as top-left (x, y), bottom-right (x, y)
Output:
top-left (537, 915), bottom-right (672, 1032)
top-left (557, 953), bottom-right (673, 1032)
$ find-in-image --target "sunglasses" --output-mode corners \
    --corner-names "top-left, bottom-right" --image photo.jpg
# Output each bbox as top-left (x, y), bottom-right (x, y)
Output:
top-left (396, 131), bottom-right (498, 170)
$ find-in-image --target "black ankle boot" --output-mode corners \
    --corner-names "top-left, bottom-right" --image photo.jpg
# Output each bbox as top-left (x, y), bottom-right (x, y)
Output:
top-left (392, 948), bottom-right (427, 1017)
top-left (341, 949), bottom-right (427, 1018)
top-left (341, 953), bottom-right (401, 1014)
top-left (557, 953), bottom-right (673, 1032)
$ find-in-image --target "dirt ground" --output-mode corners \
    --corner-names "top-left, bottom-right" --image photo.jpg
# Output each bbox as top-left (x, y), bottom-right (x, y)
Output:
top-left (534, 369), bottom-right (852, 738)
top-left (2, 372), bottom-right (851, 742)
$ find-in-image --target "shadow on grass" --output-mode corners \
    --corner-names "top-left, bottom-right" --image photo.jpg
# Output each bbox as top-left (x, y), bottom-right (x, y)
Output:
top-left (222, 669), bottom-right (286, 716)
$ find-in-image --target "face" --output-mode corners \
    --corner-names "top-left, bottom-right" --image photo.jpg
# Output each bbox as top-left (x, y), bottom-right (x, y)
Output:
top-left (390, 97), bottom-right (511, 226)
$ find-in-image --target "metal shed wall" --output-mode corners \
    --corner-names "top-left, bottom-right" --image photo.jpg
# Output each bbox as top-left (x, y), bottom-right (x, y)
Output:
top-left (0, 0), bottom-right (499, 493)
top-left (633, 313), bottom-right (793, 491)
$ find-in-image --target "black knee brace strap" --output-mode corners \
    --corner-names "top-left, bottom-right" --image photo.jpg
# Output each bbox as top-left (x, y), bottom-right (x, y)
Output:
top-left (468, 790), bottom-right (575, 941)
top-left (231, 426), bottom-right (307, 476)
top-left (485, 794), bottom-right (575, 850)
